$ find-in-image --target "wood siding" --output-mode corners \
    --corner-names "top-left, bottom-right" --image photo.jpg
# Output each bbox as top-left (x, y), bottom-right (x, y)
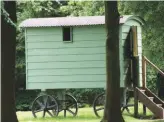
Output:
top-left (25, 21), bottom-right (143, 89)
top-left (26, 25), bottom-right (107, 89)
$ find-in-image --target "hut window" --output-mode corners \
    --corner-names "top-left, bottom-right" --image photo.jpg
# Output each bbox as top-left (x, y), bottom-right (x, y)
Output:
top-left (63, 27), bottom-right (72, 42)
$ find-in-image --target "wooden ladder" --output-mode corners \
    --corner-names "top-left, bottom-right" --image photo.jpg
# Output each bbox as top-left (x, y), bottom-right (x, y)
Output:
top-left (136, 87), bottom-right (164, 119)
top-left (134, 56), bottom-right (164, 119)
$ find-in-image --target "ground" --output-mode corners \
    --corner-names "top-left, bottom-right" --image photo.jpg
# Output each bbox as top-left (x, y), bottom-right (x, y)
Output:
top-left (17, 104), bottom-right (164, 122)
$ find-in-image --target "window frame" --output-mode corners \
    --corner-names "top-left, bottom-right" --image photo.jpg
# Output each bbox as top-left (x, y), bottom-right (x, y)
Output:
top-left (62, 27), bottom-right (73, 43)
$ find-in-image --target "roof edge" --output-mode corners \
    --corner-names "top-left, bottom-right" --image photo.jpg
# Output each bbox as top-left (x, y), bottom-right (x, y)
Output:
top-left (124, 15), bottom-right (145, 25)
top-left (19, 15), bottom-right (145, 28)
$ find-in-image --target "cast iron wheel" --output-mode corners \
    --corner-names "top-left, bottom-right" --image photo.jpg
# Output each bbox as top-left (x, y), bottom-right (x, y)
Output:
top-left (58, 93), bottom-right (78, 117)
top-left (121, 90), bottom-right (134, 113)
top-left (93, 93), bottom-right (105, 118)
top-left (31, 94), bottom-right (59, 118)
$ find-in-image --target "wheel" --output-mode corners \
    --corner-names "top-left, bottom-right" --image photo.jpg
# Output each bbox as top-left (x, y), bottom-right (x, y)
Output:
top-left (93, 93), bottom-right (105, 118)
top-left (31, 94), bottom-right (59, 118)
top-left (121, 90), bottom-right (134, 113)
top-left (58, 93), bottom-right (78, 117)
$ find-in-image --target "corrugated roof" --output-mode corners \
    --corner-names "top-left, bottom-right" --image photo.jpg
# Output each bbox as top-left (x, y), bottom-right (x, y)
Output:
top-left (19, 15), bottom-right (143, 28)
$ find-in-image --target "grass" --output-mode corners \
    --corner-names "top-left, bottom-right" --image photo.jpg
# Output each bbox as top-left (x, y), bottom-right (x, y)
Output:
top-left (17, 104), bottom-right (164, 122)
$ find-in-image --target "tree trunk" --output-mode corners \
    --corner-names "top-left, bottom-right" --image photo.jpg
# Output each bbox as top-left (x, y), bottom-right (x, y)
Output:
top-left (102, 1), bottom-right (124, 122)
top-left (1, 1), bottom-right (18, 122)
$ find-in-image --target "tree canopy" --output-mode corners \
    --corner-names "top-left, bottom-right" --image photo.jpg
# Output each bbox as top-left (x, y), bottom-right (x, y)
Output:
top-left (60, 1), bottom-right (104, 16)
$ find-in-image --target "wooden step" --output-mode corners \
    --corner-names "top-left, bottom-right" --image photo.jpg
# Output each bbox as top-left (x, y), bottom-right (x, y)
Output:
top-left (136, 87), bottom-right (164, 119)
top-left (145, 88), bottom-right (164, 105)
top-left (148, 97), bottom-right (154, 101)
top-left (157, 104), bottom-right (163, 108)
top-left (140, 89), bottom-right (146, 93)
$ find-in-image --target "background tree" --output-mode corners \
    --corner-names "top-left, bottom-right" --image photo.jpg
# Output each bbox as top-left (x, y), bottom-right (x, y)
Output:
top-left (1, 1), bottom-right (18, 122)
top-left (102, 1), bottom-right (124, 122)
top-left (60, 1), bottom-right (104, 16)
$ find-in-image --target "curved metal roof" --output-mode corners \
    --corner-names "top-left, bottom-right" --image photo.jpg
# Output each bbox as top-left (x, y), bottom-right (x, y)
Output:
top-left (19, 15), bottom-right (145, 28)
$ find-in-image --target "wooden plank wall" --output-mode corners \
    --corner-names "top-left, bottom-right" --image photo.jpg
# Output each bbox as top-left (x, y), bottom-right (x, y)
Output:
top-left (25, 21), bottom-right (142, 90)
top-left (25, 25), bottom-right (107, 89)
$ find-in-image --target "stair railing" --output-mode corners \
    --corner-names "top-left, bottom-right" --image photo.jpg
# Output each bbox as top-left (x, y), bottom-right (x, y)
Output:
top-left (142, 55), bottom-right (164, 88)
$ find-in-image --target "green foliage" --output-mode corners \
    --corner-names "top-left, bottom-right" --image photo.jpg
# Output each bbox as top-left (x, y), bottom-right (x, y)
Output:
top-left (17, 1), bottom-right (66, 23)
top-left (15, 30), bottom-right (26, 89)
top-left (68, 88), bottom-right (104, 106)
top-left (60, 1), bottom-right (104, 16)
top-left (15, 90), bottom-right (40, 111)
top-left (1, 1), bottom-right (16, 27)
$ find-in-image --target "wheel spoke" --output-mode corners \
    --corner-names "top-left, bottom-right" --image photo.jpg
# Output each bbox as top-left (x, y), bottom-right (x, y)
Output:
top-left (52, 109), bottom-right (58, 116)
top-left (36, 100), bottom-right (44, 107)
top-left (47, 110), bottom-right (53, 117)
top-left (93, 93), bottom-right (105, 118)
top-left (44, 96), bottom-right (49, 107)
top-left (62, 94), bottom-right (78, 117)
top-left (58, 109), bottom-right (63, 112)
top-left (42, 110), bottom-right (46, 118)
top-left (66, 103), bottom-right (75, 108)
top-left (121, 107), bottom-right (125, 113)
top-left (34, 108), bottom-right (44, 113)
top-left (67, 109), bottom-right (75, 116)
top-left (96, 107), bottom-right (104, 112)
top-left (47, 105), bottom-right (57, 109)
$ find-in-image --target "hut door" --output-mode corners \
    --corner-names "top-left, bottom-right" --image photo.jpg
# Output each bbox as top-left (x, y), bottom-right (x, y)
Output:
top-left (130, 26), bottom-right (139, 87)
top-left (124, 26), bottom-right (138, 88)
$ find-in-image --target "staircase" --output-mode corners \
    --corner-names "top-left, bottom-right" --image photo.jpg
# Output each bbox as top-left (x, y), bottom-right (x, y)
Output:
top-left (136, 87), bottom-right (164, 119)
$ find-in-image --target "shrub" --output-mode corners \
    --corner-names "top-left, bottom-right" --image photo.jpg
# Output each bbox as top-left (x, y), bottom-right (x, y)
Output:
top-left (15, 90), bottom-right (40, 111)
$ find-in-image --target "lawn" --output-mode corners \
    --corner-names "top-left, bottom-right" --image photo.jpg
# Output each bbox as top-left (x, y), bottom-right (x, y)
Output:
top-left (17, 104), bottom-right (164, 122)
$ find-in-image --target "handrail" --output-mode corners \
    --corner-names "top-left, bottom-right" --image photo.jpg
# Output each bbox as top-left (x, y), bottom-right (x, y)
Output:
top-left (142, 55), bottom-right (164, 88)
top-left (143, 56), bottom-right (164, 76)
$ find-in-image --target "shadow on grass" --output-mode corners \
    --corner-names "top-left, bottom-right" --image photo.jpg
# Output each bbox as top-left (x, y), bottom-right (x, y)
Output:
top-left (124, 113), bottom-right (153, 119)
top-left (123, 112), bottom-right (164, 122)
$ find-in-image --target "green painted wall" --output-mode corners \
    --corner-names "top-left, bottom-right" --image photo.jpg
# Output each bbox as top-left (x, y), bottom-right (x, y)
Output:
top-left (25, 22), bottom-right (143, 90)
top-left (26, 25), bottom-right (107, 89)
top-left (120, 20), bottom-right (143, 87)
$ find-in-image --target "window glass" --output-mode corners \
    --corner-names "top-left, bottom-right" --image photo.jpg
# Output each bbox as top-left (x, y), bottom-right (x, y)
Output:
top-left (63, 27), bottom-right (72, 42)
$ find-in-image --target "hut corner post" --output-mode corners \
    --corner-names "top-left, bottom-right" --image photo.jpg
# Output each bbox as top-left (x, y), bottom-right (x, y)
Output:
top-left (133, 56), bottom-right (139, 118)
top-left (131, 26), bottom-right (140, 118)
top-left (142, 56), bottom-right (147, 115)
top-left (142, 56), bottom-right (146, 89)
top-left (134, 50), bottom-right (147, 118)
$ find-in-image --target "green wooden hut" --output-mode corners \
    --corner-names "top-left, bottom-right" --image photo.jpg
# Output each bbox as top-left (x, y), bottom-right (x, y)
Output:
top-left (20, 15), bottom-right (144, 91)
